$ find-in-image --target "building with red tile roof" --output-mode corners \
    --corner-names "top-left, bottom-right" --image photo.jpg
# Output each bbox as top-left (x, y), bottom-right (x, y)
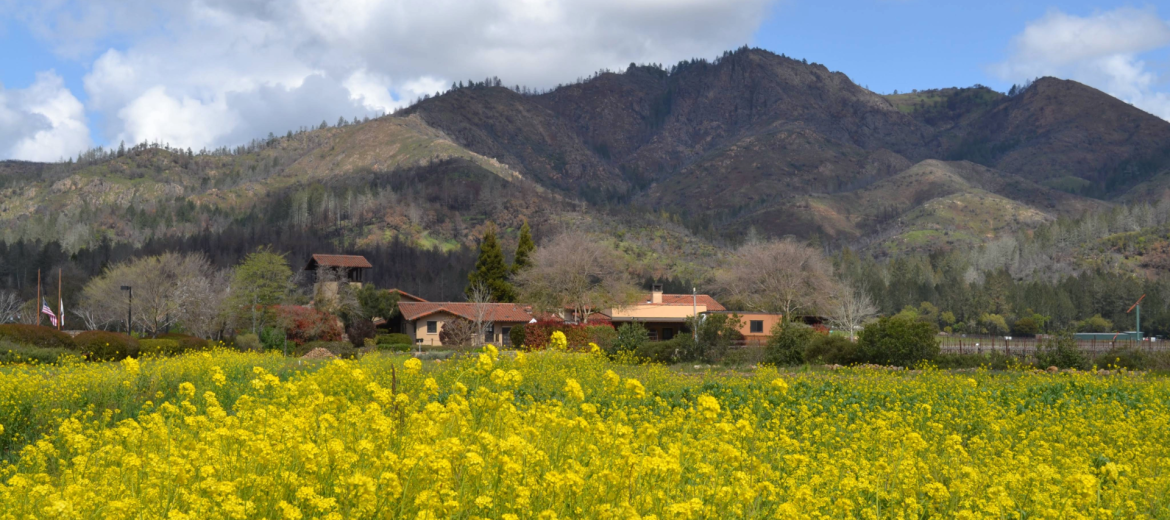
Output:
top-left (398, 301), bottom-right (534, 346)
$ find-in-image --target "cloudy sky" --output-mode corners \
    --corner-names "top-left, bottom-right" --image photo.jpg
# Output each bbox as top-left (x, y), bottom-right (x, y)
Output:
top-left (1, 0), bottom-right (1168, 161)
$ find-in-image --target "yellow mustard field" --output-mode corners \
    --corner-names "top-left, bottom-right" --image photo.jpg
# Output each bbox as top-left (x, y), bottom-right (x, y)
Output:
top-left (1, 348), bottom-right (1170, 520)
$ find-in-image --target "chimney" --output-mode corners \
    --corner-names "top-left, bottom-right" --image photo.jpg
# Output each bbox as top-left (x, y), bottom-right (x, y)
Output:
top-left (651, 284), bottom-right (663, 304)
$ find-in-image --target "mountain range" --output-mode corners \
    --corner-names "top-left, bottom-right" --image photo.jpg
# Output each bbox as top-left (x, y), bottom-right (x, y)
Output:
top-left (3, 46), bottom-right (1170, 266)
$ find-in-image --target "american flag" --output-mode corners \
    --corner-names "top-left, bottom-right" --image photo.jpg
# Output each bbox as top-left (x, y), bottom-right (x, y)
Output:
top-left (41, 298), bottom-right (58, 328)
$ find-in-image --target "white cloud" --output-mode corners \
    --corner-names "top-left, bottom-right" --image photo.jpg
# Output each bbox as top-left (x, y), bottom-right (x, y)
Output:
top-left (4, 0), bottom-right (775, 157)
top-left (0, 71), bottom-right (91, 161)
top-left (992, 7), bottom-right (1170, 120)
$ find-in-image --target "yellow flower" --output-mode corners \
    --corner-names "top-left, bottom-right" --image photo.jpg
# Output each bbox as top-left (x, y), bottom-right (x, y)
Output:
top-left (564, 379), bottom-right (585, 401)
top-left (771, 378), bottom-right (788, 393)
top-left (178, 381), bottom-right (196, 400)
top-left (624, 378), bottom-right (646, 399)
top-left (404, 357), bottom-right (422, 374)
top-left (549, 331), bottom-right (568, 351)
top-left (696, 394), bottom-right (720, 419)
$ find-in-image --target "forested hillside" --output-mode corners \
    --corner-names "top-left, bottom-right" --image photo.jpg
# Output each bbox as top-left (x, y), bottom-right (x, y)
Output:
top-left (2, 46), bottom-right (1169, 334)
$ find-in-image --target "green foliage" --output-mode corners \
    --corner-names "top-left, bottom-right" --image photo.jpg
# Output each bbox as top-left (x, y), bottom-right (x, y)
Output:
top-left (978, 313), bottom-right (1009, 335)
top-left (614, 322), bottom-right (650, 355)
top-left (857, 316), bottom-right (940, 366)
top-left (1036, 331), bottom-right (1089, 370)
top-left (466, 226), bottom-right (516, 303)
top-left (0, 340), bottom-right (72, 365)
top-left (356, 285), bottom-right (399, 321)
top-left (634, 337), bottom-right (678, 364)
top-left (509, 324), bottom-right (526, 348)
top-left (234, 333), bottom-right (262, 351)
top-left (764, 322), bottom-right (816, 366)
top-left (586, 325), bottom-right (618, 354)
top-left (0, 324), bottom-right (74, 349)
top-left (1011, 317), bottom-right (1040, 337)
top-left (139, 339), bottom-right (183, 356)
top-left (377, 343), bottom-right (413, 352)
top-left (676, 313), bottom-right (743, 363)
top-left (259, 327), bottom-right (287, 351)
top-left (377, 333), bottom-right (412, 346)
top-left (73, 331), bottom-right (140, 361)
top-left (933, 351), bottom-right (1018, 370)
top-left (1092, 348), bottom-right (1150, 370)
top-left (345, 319), bottom-right (377, 348)
top-left (157, 334), bottom-right (210, 351)
top-left (1077, 314), bottom-right (1114, 333)
top-left (512, 220), bottom-right (536, 274)
top-left (228, 246), bottom-right (293, 333)
top-left (803, 335), bottom-right (863, 365)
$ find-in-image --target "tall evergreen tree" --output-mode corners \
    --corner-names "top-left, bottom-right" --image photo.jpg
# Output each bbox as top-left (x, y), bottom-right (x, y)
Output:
top-left (512, 220), bottom-right (536, 274)
top-left (467, 225), bottom-right (515, 302)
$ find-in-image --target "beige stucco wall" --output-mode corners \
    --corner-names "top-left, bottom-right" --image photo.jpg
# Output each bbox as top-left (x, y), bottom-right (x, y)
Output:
top-left (607, 304), bottom-right (708, 321)
top-left (407, 312), bottom-right (525, 346)
top-left (732, 313), bottom-right (784, 344)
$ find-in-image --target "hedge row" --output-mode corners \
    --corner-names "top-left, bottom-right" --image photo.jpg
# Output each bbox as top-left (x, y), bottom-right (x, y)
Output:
top-left (0, 324), bottom-right (210, 362)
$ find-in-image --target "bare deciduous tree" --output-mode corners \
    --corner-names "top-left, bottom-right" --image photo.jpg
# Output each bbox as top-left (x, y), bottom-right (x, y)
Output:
top-left (79, 252), bottom-right (226, 336)
top-left (827, 284), bottom-right (878, 341)
top-left (715, 239), bottom-right (836, 319)
top-left (438, 318), bottom-right (477, 348)
top-left (0, 291), bottom-right (20, 324)
top-left (513, 232), bottom-right (639, 323)
top-left (467, 281), bottom-right (493, 346)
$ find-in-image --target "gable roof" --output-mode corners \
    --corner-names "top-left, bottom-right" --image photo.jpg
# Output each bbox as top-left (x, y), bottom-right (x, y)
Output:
top-left (387, 288), bottom-right (427, 302)
top-left (306, 254), bottom-right (372, 269)
top-left (398, 301), bottom-right (534, 323)
top-left (639, 293), bottom-right (726, 311)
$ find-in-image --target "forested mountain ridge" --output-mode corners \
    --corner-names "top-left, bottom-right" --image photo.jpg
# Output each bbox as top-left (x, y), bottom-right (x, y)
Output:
top-left (2, 46), bottom-right (1170, 307)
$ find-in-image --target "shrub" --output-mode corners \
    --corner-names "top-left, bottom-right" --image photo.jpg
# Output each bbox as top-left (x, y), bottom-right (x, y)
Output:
top-left (586, 325), bottom-right (618, 353)
top-left (613, 322), bottom-right (650, 355)
top-left (804, 335), bottom-right (863, 365)
top-left (1092, 348), bottom-right (1149, 370)
top-left (521, 321), bottom-right (594, 351)
top-left (377, 333), bottom-right (412, 346)
top-left (1035, 331), bottom-right (1088, 370)
top-left (73, 331), bottom-right (140, 361)
top-left (934, 351), bottom-right (1020, 370)
top-left (857, 316), bottom-right (940, 366)
top-left (345, 319), bottom-right (377, 347)
top-left (676, 314), bottom-right (743, 363)
top-left (0, 324), bottom-right (74, 349)
top-left (294, 341), bottom-right (357, 359)
top-left (139, 339), bottom-right (182, 356)
top-left (764, 322), bottom-right (815, 366)
top-left (0, 340), bottom-right (72, 365)
top-left (273, 306), bottom-right (344, 344)
top-left (1077, 314), bottom-right (1113, 333)
top-left (377, 343), bottom-right (413, 352)
top-left (1011, 317), bottom-right (1040, 337)
top-left (158, 333), bottom-right (210, 351)
top-left (234, 334), bottom-right (262, 351)
top-left (635, 337), bottom-right (679, 364)
top-left (509, 324), bottom-right (526, 348)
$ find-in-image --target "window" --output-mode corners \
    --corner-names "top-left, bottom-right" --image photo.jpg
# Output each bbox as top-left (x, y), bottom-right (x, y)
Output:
top-left (648, 329), bottom-right (658, 341)
top-left (750, 320), bottom-right (764, 334)
top-left (484, 323), bottom-right (494, 342)
top-left (661, 327), bottom-right (674, 341)
top-left (426, 321), bottom-right (437, 334)
top-left (501, 327), bottom-right (512, 345)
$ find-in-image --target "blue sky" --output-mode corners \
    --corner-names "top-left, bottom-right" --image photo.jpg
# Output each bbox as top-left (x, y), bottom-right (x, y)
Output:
top-left (1, 0), bottom-right (1168, 161)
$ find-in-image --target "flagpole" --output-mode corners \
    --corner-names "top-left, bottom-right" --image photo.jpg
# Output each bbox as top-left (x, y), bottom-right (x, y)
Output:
top-left (36, 270), bottom-right (41, 327)
top-left (57, 268), bottom-right (62, 331)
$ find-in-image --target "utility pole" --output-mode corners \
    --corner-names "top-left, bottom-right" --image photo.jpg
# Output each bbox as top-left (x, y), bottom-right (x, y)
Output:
top-left (1127, 294), bottom-right (1146, 339)
top-left (57, 269), bottom-right (62, 331)
top-left (36, 270), bottom-right (41, 326)
top-left (693, 287), bottom-right (698, 341)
